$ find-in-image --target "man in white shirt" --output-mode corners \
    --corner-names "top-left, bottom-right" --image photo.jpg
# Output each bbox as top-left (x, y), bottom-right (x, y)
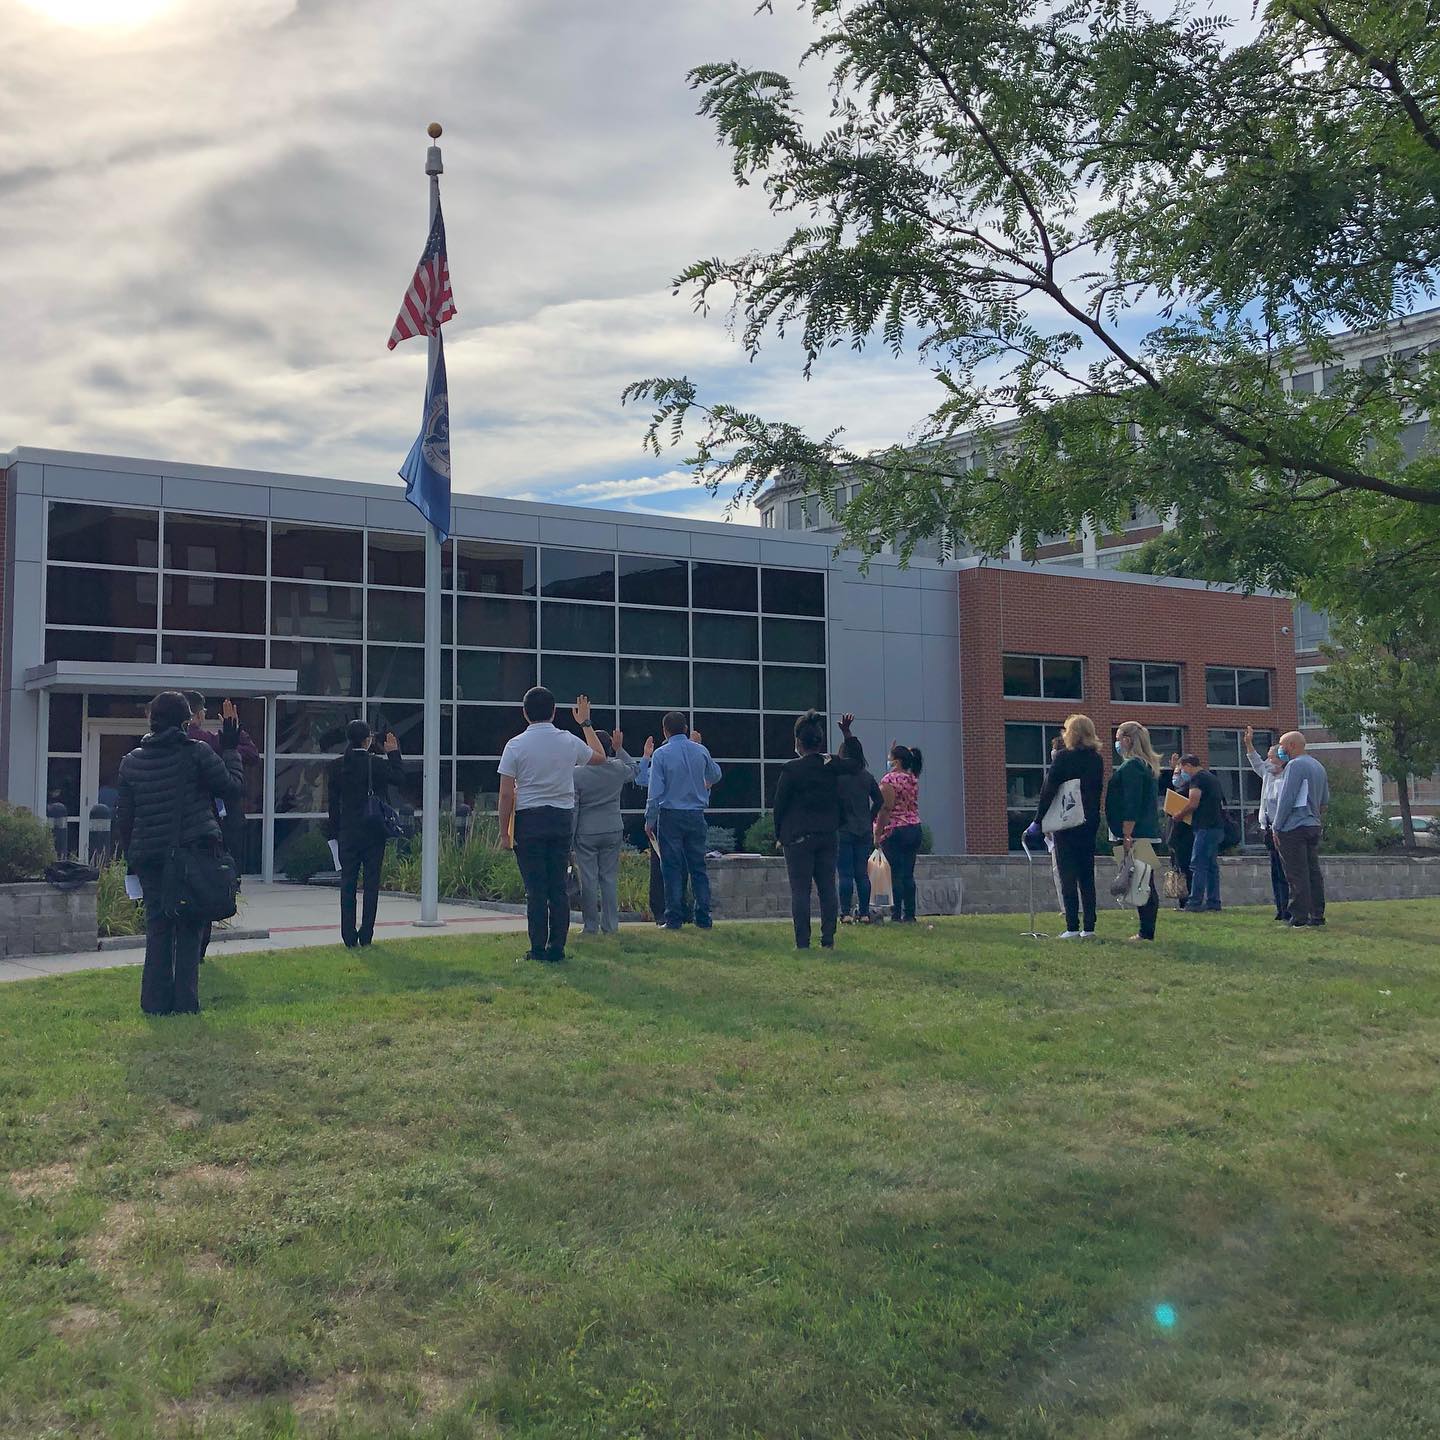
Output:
top-left (1245, 725), bottom-right (1291, 922)
top-left (498, 687), bottom-right (605, 963)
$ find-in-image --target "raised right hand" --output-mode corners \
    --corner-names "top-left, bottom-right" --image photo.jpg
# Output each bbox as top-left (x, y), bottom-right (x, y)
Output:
top-left (642, 736), bottom-right (655, 759)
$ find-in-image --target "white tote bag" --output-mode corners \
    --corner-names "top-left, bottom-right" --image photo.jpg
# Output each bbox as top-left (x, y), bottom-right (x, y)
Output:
top-left (868, 848), bottom-right (893, 911)
top-left (1041, 778), bottom-right (1084, 834)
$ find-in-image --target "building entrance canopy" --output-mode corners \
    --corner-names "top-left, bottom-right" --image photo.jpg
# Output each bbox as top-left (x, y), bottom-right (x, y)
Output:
top-left (23, 661), bottom-right (298, 696)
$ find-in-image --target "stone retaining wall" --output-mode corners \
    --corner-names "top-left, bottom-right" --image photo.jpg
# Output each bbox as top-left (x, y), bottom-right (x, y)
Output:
top-left (0, 882), bottom-right (98, 956)
top-left (705, 854), bottom-right (1440, 920)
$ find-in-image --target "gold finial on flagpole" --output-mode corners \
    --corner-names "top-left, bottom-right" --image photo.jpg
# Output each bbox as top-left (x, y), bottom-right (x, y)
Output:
top-left (427, 122), bottom-right (443, 139)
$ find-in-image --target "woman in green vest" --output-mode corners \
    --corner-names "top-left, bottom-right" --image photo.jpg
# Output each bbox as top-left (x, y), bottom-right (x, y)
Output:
top-left (1105, 719), bottom-right (1163, 941)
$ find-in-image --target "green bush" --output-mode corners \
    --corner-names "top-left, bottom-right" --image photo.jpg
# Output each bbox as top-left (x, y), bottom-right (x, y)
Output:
top-left (278, 826), bottom-right (333, 883)
top-left (97, 855), bottom-right (143, 937)
top-left (920, 823), bottom-right (934, 855)
top-left (1321, 761), bottom-right (1384, 853)
top-left (0, 803), bottom-right (55, 884)
top-left (742, 813), bottom-right (780, 856)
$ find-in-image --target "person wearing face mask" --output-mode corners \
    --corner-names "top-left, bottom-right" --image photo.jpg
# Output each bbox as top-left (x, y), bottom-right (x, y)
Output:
top-left (1245, 725), bottom-right (1291, 922)
top-left (1024, 713), bottom-right (1105, 939)
top-left (1104, 721), bottom-right (1163, 941)
top-left (1162, 752), bottom-right (1195, 908)
top-left (1271, 730), bottom-right (1330, 927)
top-left (874, 741), bottom-right (924, 923)
top-left (1173, 752), bottom-right (1226, 912)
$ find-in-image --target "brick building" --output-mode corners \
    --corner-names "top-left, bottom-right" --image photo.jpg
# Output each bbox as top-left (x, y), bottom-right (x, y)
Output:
top-left (956, 562), bottom-right (1295, 853)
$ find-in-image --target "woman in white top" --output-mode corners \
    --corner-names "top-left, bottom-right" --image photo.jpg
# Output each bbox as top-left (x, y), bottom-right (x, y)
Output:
top-left (1244, 725), bottom-right (1291, 922)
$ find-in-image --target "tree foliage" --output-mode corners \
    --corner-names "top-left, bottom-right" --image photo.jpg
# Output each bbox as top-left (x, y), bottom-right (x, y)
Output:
top-left (1306, 609), bottom-right (1440, 845)
top-left (625, 0), bottom-right (1440, 609)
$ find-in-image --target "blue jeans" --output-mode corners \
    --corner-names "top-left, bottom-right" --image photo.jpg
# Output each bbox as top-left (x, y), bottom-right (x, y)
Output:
top-left (836, 831), bottom-right (872, 917)
top-left (1265, 830), bottom-right (1291, 917)
top-left (657, 809), bottom-right (711, 928)
top-left (1188, 826), bottom-right (1224, 909)
top-left (882, 823), bottom-right (923, 920)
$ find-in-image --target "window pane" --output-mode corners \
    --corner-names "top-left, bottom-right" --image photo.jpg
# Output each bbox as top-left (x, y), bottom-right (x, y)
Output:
top-left (456, 760), bottom-right (501, 807)
top-left (761, 568), bottom-right (824, 616)
top-left (1043, 657), bottom-right (1083, 700)
top-left (1236, 668), bottom-right (1271, 707)
top-left (1146, 664), bottom-right (1180, 704)
top-left (47, 568), bottom-right (156, 629)
top-left (709, 763), bottom-right (759, 809)
top-left (367, 702), bottom-right (451, 758)
top-left (276, 700), bottom-right (357, 755)
top-left (543, 601), bottom-right (615, 654)
top-left (271, 641), bottom-right (363, 697)
top-left (764, 713), bottom-right (798, 760)
top-left (48, 693), bottom-right (83, 753)
top-left (764, 665), bottom-right (826, 712)
top-left (1205, 668), bottom-right (1237, 706)
top-left (543, 653), bottom-right (615, 705)
top-left (368, 531), bottom-right (426, 588)
top-left (619, 710), bottom-right (668, 756)
top-left (163, 513), bottom-right (266, 575)
top-left (456, 650), bottom-right (536, 702)
top-left (456, 705), bottom-right (526, 756)
top-left (695, 662), bottom-right (759, 709)
top-left (618, 554), bottom-right (688, 607)
top-left (540, 548), bottom-right (615, 602)
top-left (270, 582), bottom-right (363, 640)
top-left (48, 502), bottom-right (157, 568)
top-left (620, 608), bottom-right (687, 656)
top-left (693, 711), bottom-right (760, 758)
top-left (368, 645), bottom-right (424, 698)
top-left (764, 764), bottom-right (785, 806)
top-left (619, 658), bottom-right (688, 707)
top-left (1207, 730), bottom-right (1241, 769)
top-left (762, 617), bottom-right (826, 665)
top-left (46, 630), bottom-right (156, 663)
top-left (163, 575), bottom-right (266, 634)
top-left (1005, 724), bottom-right (1045, 766)
top-left (1109, 662), bottom-right (1144, 703)
top-left (1215, 768), bottom-right (1241, 804)
top-left (160, 634), bottom-right (267, 668)
top-left (693, 612), bottom-right (758, 660)
top-left (692, 562), bottom-right (757, 612)
top-left (1149, 727), bottom-right (1184, 759)
top-left (1005, 768), bottom-right (1044, 806)
top-left (46, 757), bottom-right (81, 816)
top-left (1002, 655), bottom-right (1041, 698)
top-left (274, 760), bottom-right (330, 815)
top-left (449, 540), bottom-right (535, 595)
top-left (456, 595), bottom-right (536, 649)
top-left (366, 589), bottom-right (424, 643)
top-left (272, 522), bottom-right (363, 582)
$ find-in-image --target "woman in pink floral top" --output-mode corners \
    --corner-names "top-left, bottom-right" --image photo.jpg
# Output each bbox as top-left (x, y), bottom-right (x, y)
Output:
top-left (875, 743), bottom-right (923, 922)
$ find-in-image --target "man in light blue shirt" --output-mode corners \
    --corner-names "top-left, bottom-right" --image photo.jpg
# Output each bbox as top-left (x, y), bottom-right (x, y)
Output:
top-left (1272, 730), bottom-right (1330, 928)
top-left (644, 710), bottom-right (722, 929)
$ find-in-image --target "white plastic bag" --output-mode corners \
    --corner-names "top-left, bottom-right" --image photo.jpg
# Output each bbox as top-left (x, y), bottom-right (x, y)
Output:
top-left (868, 848), bottom-right (893, 912)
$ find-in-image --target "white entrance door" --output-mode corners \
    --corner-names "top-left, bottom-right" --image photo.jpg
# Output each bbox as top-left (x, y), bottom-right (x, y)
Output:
top-left (81, 719), bottom-right (150, 860)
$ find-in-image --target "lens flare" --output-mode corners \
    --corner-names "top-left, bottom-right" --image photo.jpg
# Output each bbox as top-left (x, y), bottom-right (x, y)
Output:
top-left (1154, 1303), bottom-right (1177, 1329)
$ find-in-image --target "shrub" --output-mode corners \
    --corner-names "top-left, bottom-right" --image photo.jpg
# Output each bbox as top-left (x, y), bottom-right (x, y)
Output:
top-left (741, 812), bottom-right (780, 856)
top-left (97, 856), bottom-right (143, 937)
top-left (0, 803), bottom-right (55, 883)
top-left (920, 823), bottom-right (934, 855)
top-left (1321, 761), bottom-right (1384, 854)
top-left (278, 826), bottom-right (333, 883)
top-left (706, 825), bottom-right (737, 854)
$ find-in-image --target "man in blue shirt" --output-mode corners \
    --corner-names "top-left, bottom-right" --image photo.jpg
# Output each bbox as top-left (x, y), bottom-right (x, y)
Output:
top-left (644, 711), bottom-right (722, 930)
top-left (1272, 730), bottom-right (1330, 928)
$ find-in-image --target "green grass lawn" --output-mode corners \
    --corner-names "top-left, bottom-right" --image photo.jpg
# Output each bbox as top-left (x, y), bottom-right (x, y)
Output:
top-left (3, 903), bottom-right (1439, 1440)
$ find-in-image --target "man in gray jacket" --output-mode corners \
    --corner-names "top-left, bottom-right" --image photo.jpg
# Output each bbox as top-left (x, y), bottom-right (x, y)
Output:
top-left (1272, 730), bottom-right (1330, 928)
top-left (572, 727), bottom-right (638, 936)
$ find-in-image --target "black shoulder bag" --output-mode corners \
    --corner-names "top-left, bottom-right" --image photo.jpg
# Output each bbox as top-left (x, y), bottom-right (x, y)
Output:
top-left (362, 752), bottom-right (407, 840)
top-left (160, 743), bottom-right (240, 923)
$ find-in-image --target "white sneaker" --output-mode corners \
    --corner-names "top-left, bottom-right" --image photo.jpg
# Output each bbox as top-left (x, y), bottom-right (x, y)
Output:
top-left (1080, 931), bottom-right (1096, 939)
top-left (1058, 930), bottom-right (1084, 940)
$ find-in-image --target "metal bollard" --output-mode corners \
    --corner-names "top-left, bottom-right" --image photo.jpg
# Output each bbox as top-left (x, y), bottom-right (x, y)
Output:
top-left (47, 801), bottom-right (69, 859)
top-left (88, 802), bottom-right (113, 863)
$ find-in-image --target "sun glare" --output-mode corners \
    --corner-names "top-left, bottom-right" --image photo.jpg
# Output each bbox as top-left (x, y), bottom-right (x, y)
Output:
top-left (19, 0), bottom-right (175, 28)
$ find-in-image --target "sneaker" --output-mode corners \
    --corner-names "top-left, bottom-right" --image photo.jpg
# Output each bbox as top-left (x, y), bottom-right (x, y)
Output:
top-left (1080, 931), bottom-right (1096, 939)
top-left (1058, 930), bottom-right (1084, 940)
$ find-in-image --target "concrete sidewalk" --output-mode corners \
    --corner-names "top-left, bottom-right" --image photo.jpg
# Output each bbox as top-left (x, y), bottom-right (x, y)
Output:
top-left (0, 881), bottom-right (529, 984)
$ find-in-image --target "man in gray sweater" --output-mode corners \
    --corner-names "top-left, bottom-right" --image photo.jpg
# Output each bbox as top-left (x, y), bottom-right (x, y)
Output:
top-left (572, 727), bottom-right (638, 936)
top-left (1272, 730), bottom-right (1331, 928)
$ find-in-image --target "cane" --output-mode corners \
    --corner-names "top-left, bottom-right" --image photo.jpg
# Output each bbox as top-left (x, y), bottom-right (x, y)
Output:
top-left (1020, 834), bottom-right (1048, 939)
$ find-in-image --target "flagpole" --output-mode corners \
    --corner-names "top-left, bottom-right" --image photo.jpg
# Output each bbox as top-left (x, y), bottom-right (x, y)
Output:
top-left (417, 125), bottom-right (445, 928)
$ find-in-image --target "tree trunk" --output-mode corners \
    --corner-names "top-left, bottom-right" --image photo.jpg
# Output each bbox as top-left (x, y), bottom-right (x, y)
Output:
top-left (1396, 773), bottom-right (1416, 848)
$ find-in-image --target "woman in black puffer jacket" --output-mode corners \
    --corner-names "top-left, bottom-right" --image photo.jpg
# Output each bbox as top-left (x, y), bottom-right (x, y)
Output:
top-left (116, 691), bottom-right (244, 1016)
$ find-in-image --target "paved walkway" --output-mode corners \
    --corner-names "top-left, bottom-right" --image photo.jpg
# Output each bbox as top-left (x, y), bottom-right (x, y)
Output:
top-left (0, 882), bottom-right (529, 984)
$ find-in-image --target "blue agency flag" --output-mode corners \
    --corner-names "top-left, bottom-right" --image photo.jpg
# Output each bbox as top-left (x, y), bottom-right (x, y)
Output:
top-left (399, 333), bottom-right (451, 542)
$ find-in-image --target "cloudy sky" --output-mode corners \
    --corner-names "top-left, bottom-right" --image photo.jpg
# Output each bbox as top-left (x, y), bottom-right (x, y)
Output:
top-left (0, 0), bottom-right (958, 523)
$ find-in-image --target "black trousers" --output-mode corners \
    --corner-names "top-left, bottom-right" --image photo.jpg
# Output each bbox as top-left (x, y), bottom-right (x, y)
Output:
top-left (1263, 829), bottom-right (1291, 918)
top-left (1137, 872), bottom-right (1160, 939)
top-left (1053, 825), bottom-right (1098, 933)
top-left (783, 832), bottom-right (839, 948)
top-left (882, 824), bottom-right (923, 920)
top-left (1275, 825), bottom-right (1325, 924)
top-left (339, 833), bottom-right (386, 947)
top-left (514, 807), bottom-right (573, 961)
top-left (136, 865), bottom-right (204, 1016)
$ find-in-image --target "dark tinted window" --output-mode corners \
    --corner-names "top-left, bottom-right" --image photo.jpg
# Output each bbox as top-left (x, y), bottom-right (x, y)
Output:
top-left (46, 568), bottom-right (156, 630)
top-left (47, 502), bottom-right (158, 568)
top-left (272, 522), bottom-right (363, 582)
top-left (1045, 657), bottom-right (1083, 699)
top-left (540, 549), bottom-right (615, 602)
top-left (542, 654), bottom-right (615, 705)
top-left (456, 596), bottom-right (536, 649)
top-left (1110, 662), bottom-right (1144, 704)
top-left (1145, 664), bottom-right (1180, 704)
top-left (1237, 668), bottom-right (1271, 707)
top-left (694, 661), bottom-right (759, 709)
top-left (694, 712), bottom-right (761, 758)
top-left (367, 590), bottom-right (425, 643)
top-left (1205, 668), bottom-right (1236, 706)
top-left (693, 612), bottom-right (758, 660)
top-left (1002, 655), bottom-right (1041, 698)
top-left (456, 760), bottom-right (502, 806)
top-left (368, 645), bottom-right (424, 698)
top-left (619, 710), bottom-right (668, 756)
top-left (692, 562), bottom-right (757, 612)
top-left (764, 665), bottom-right (826, 712)
top-left (270, 582), bottom-right (363, 640)
top-left (456, 705), bottom-right (527, 756)
top-left (543, 601), bottom-right (615, 653)
top-left (1005, 724), bottom-right (1046, 766)
top-left (765, 713), bottom-right (805, 760)
top-left (276, 700), bottom-right (357, 754)
top-left (164, 513), bottom-right (267, 574)
top-left (46, 758), bottom-right (80, 816)
top-left (48, 693), bottom-right (83, 752)
top-left (162, 576), bottom-right (266, 634)
top-left (619, 658), bottom-right (688, 707)
top-left (761, 568), bottom-right (824, 616)
top-left (763, 617), bottom-right (826, 665)
top-left (619, 554), bottom-right (688, 607)
top-left (46, 629), bottom-right (157, 664)
top-left (456, 650), bottom-right (536, 702)
top-left (368, 532), bottom-right (427, 588)
top-left (449, 540), bottom-right (535, 595)
top-left (270, 641), bottom-right (363, 697)
top-left (368, 702), bottom-right (451, 758)
top-left (708, 764), bottom-right (759, 809)
top-left (160, 634), bottom-right (266, 669)
top-left (620, 608), bottom-right (688, 656)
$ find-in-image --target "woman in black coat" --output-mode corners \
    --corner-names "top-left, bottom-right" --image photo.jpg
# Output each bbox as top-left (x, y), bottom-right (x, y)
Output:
top-left (116, 690), bottom-right (243, 1016)
top-left (1026, 714), bottom-right (1105, 939)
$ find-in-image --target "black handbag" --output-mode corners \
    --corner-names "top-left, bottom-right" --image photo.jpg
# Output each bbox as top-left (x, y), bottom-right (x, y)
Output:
top-left (160, 744), bottom-right (240, 923)
top-left (362, 753), bottom-right (407, 841)
top-left (1220, 805), bottom-right (1243, 852)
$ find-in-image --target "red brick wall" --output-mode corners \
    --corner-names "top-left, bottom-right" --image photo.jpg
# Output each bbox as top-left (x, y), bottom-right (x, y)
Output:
top-left (958, 566), bottom-right (1295, 853)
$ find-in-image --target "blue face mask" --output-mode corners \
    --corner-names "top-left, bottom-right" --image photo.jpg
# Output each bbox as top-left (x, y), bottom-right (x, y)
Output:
top-left (1174, 770), bottom-right (1191, 787)
top-left (1276, 747), bottom-right (1290, 762)
top-left (1114, 741), bottom-right (1125, 758)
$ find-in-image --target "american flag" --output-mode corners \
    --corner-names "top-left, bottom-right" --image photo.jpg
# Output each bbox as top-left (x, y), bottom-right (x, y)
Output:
top-left (387, 202), bottom-right (456, 349)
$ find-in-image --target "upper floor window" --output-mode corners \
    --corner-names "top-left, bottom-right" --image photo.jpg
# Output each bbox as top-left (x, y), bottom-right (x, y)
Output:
top-left (1205, 666), bottom-right (1271, 708)
top-left (1293, 602), bottom-right (1331, 654)
top-left (1002, 653), bottom-right (1083, 700)
top-left (1110, 660), bottom-right (1180, 704)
